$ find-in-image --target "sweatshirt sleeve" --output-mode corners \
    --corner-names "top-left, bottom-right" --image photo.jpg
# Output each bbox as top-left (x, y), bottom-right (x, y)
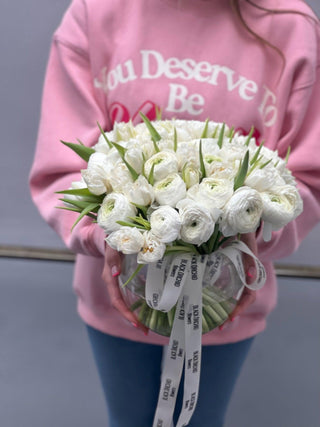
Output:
top-left (29, 1), bottom-right (106, 257)
top-left (257, 65), bottom-right (320, 262)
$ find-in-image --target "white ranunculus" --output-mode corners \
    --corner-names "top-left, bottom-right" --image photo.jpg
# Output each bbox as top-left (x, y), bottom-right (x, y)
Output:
top-left (261, 185), bottom-right (303, 232)
top-left (150, 206), bottom-right (181, 243)
top-left (176, 199), bottom-right (215, 245)
top-left (97, 193), bottom-right (137, 233)
top-left (137, 231), bottom-right (166, 264)
top-left (154, 173), bottom-right (187, 207)
top-left (113, 121), bottom-right (136, 142)
top-left (175, 141), bottom-right (198, 170)
top-left (144, 151), bottom-right (179, 182)
top-left (245, 167), bottom-right (285, 192)
top-left (123, 175), bottom-right (155, 206)
top-left (108, 162), bottom-right (134, 192)
top-left (219, 186), bottom-right (263, 236)
top-left (187, 177), bottom-right (234, 220)
top-left (81, 152), bottom-right (112, 195)
top-left (93, 132), bottom-right (113, 154)
top-left (106, 227), bottom-right (145, 254)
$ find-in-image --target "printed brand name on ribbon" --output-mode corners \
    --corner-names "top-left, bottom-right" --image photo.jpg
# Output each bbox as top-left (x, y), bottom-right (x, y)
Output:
top-left (147, 242), bottom-right (266, 427)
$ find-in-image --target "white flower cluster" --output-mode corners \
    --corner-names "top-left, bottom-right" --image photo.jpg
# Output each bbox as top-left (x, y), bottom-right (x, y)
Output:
top-left (74, 118), bottom-right (302, 263)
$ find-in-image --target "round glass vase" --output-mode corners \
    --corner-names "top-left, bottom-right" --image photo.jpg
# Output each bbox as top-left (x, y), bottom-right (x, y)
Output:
top-left (119, 252), bottom-right (244, 337)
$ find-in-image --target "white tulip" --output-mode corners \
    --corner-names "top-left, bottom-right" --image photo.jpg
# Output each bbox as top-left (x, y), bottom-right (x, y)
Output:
top-left (106, 227), bottom-right (144, 254)
top-left (150, 206), bottom-right (181, 243)
top-left (261, 185), bottom-right (303, 231)
top-left (81, 152), bottom-right (111, 195)
top-left (219, 186), bottom-right (263, 236)
top-left (177, 199), bottom-right (215, 245)
top-left (144, 151), bottom-right (179, 182)
top-left (154, 173), bottom-right (187, 207)
top-left (123, 175), bottom-right (155, 206)
top-left (137, 231), bottom-right (166, 264)
top-left (97, 193), bottom-right (137, 234)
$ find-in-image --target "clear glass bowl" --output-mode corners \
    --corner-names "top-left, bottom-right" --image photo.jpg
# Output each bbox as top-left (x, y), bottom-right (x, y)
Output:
top-left (119, 252), bottom-right (243, 336)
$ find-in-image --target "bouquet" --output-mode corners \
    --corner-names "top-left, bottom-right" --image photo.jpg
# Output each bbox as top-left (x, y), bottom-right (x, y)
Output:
top-left (57, 115), bottom-right (303, 427)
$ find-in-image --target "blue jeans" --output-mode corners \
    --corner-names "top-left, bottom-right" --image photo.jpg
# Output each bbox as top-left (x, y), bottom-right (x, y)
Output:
top-left (86, 325), bottom-right (254, 427)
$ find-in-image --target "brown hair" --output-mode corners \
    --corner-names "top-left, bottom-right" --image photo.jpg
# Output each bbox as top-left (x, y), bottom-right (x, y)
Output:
top-left (230, 0), bottom-right (318, 69)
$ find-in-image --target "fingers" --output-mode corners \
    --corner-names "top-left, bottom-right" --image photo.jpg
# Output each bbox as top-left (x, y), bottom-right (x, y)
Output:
top-left (229, 288), bottom-right (256, 320)
top-left (240, 232), bottom-right (258, 285)
top-left (102, 245), bottom-right (149, 335)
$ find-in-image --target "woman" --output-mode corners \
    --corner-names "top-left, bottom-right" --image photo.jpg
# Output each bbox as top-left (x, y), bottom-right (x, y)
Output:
top-left (30, 1), bottom-right (320, 425)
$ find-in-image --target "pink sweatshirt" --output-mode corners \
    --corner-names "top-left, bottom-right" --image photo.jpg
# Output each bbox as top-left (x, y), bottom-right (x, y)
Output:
top-left (30, 0), bottom-right (320, 345)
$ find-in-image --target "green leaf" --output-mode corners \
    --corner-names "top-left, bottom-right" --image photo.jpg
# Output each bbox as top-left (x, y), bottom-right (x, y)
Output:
top-left (259, 158), bottom-right (272, 169)
top-left (112, 141), bottom-right (127, 158)
top-left (59, 198), bottom-right (100, 212)
top-left (234, 150), bottom-right (249, 190)
top-left (155, 106), bottom-right (163, 121)
top-left (217, 123), bottom-right (225, 149)
top-left (97, 121), bottom-right (113, 148)
top-left (245, 126), bottom-right (255, 146)
top-left (116, 220), bottom-right (145, 230)
top-left (128, 215), bottom-right (151, 230)
top-left (201, 119), bottom-right (209, 138)
top-left (173, 127), bottom-right (178, 152)
top-left (122, 264), bottom-right (145, 287)
top-left (56, 188), bottom-right (104, 202)
top-left (250, 140), bottom-right (264, 166)
top-left (131, 202), bottom-right (148, 217)
top-left (211, 125), bottom-right (218, 138)
top-left (71, 203), bottom-right (101, 231)
top-left (140, 112), bottom-right (161, 149)
top-left (61, 141), bottom-right (95, 162)
top-left (228, 126), bottom-right (235, 138)
top-left (207, 223), bottom-right (221, 253)
top-left (148, 163), bottom-right (155, 186)
top-left (285, 146), bottom-right (291, 163)
top-left (199, 140), bottom-right (206, 178)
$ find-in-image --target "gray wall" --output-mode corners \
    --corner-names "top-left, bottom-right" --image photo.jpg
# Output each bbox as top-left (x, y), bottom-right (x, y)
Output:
top-left (1, 0), bottom-right (320, 264)
top-left (0, 2), bottom-right (319, 427)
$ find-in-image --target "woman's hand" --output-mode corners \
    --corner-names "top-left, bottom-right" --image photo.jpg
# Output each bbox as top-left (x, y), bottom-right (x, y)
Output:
top-left (102, 245), bottom-right (149, 335)
top-left (220, 232), bottom-right (258, 329)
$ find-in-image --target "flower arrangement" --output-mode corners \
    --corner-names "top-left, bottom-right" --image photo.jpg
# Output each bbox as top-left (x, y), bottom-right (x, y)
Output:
top-left (57, 115), bottom-right (303, 334)
top-left (57, 115), bottom-right (303, 427)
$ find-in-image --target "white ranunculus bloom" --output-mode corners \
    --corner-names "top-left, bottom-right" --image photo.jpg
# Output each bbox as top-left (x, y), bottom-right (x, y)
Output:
top-left (81, 152), bottom-right (112, 195)
top-left (108, 162), bottom-right (134, 191)
top-left (245, 167), bottom-right (285, 192)
top-left (175, 141), bottom-right (198, 170)
top-left (187, 177), bottom-right (234, 220)
top-left (219, 186), bottom-right (263, 236)
top-left (150, 206), bottom-right (181, 243)
top-left (144, 151), bottom-right (179, 182)
top-left (137, 231), bottom-right (166, 264)
top-left (123, 175), bottom-right (155, 206)
top-left (97, 193), bottom-right (137, 234)
top-left (154, 173), bottom-right (187, 207)
top-left (176, 199), bottom-right (215, 245)
top-left (261, 185), bottom-right (303, 232)
top-left (114, 121), bottom-right (136, 142)
top-left (93, 133), bottom-right (113, 154)
top-left (106, 227), bottom-right (144, 254)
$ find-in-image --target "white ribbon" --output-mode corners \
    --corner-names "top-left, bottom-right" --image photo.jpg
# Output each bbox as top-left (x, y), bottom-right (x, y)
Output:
top-left (146, 242), bottom-right (266, 427)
